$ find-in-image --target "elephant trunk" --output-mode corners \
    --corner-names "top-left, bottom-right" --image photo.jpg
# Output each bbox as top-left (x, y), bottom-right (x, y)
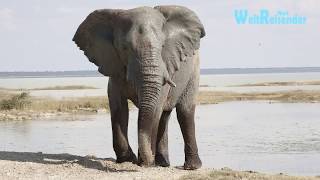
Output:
top-left (136, 42), bottom-right (165, 165)
top-left (138, 44), bottom-right (162, 119)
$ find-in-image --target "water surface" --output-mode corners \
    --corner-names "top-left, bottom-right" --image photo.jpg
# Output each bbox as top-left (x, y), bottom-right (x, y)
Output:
top-left (1, 72), bottom-right (320, 89)
top-left (1, 102), bottom-right (319, 176)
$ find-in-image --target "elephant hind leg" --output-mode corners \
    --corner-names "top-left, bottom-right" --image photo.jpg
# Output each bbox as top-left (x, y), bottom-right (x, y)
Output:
top-left (155, 110), bottom-right (172, 167)
top-left (108, 81), bottom-right (137, 164)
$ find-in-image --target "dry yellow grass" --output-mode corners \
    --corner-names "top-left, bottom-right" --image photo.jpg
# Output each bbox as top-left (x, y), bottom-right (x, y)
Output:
top-left (232, 81), bottom-right (320, 87)
top-left (0, 90), bottom-right (14, 100)
top-left (0, 91), bottom-right (108, 113)
top-left (198, 90), bottom-right (320, 104)
top-left (30, 96), bottom-right (109, 113)
top-left (1, 90), bottom-right (320, 114)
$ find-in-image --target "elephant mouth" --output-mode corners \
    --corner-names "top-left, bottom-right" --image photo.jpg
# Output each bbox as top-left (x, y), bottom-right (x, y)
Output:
top-left (163, 70), bottom-right (176, 87)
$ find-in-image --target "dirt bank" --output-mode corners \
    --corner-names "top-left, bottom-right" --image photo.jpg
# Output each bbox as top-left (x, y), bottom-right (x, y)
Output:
top-left (0, 151), bottom-right (318, 180)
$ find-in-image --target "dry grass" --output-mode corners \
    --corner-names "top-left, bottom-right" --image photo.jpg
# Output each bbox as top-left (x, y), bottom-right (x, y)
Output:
top-left (1, 90), bottom-right (320, 114)
top-left (0, 92), bottom-right (31, 110)
top-left (0, 90), bottom-right (14, 99)
top-left (233, 81), bottom-right (320, 87)
top-left (198, 90), bottom-right (320, 104)
top-left (0, 91), bottom-right (108, 113)
top-left (30, 96), bottom-right (109, 113)
top-left (1, 89), bottom-right (320, 121)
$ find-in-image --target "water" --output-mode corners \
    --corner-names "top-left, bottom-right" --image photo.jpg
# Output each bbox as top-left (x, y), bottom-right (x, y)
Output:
top-left (1, 72), bottom-right (320, 89)
top-left (0, 77), bottom-right (108, 89)
top-left (1, 67), bottom-right (319, 78)
top-left (1, 102), bottom-right (319, 176)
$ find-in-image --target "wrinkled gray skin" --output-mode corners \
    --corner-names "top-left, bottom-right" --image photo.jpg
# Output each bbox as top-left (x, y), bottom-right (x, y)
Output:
top-left (73, 5), bottom-right (205, 170)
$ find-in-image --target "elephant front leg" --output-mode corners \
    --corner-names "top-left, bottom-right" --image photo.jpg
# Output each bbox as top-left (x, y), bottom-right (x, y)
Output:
top-left (176, 103), bottom-right (202, 170)
top-left (108, 84), bottom-right (137, 164)
top-left (155, 110), bottom-right (171, 167)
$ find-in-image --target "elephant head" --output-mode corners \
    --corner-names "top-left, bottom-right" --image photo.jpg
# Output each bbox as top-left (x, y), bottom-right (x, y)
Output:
top-left (73, 5), bottom-right (205, 142)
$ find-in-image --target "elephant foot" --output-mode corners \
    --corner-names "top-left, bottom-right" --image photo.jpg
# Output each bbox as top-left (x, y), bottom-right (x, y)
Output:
top-left (116, 150), bottom-right (137, 164)
top-left (155, 153), bottom-right (170, 167)
top-left (184, 154), bottom-right (202, 170)
top-left (138, 158), bottom-right (155, 167)
top-left (138, 152), bottom-right (155, 167)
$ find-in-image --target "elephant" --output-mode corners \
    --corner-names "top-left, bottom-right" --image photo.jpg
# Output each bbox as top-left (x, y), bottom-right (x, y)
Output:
top-left (73, 5), bottom-right (205, 170)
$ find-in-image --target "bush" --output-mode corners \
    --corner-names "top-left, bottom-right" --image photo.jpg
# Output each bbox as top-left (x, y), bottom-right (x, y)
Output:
top-left (0, 92), bottom-right (31, 110)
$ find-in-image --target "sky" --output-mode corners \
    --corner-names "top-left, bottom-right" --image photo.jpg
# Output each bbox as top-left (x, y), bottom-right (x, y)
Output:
top-left (0, 0), bottom-right (319, 71)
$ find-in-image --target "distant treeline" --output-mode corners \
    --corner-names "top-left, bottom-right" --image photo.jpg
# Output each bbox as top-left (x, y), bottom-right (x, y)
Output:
top-left (0, 67), bottom-right (320, 78)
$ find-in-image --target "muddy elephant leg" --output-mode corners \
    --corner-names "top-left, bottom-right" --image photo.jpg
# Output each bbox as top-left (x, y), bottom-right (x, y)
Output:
top-left (176, 103), bottom-right (202, 170)
top-left (155, 110), bottom-right (172, 167)
top-left (108, 83), bottom-right (137, 164)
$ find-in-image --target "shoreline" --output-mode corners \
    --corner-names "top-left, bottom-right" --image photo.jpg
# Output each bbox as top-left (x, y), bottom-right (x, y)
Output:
top-left (1, 89), bottom-right (320, 121)
top-left (0, 152), bottom-right (318, 180)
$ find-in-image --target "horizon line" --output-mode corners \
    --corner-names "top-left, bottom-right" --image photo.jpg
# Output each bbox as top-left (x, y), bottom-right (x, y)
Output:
top-left (1, 66), bottom-right (320, 73)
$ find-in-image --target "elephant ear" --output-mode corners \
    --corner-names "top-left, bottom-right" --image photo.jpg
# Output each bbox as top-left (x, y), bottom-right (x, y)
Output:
top-left (73, 9), bottom-right (123, 76)
top-left (155, 6), bottom-right (205, 74)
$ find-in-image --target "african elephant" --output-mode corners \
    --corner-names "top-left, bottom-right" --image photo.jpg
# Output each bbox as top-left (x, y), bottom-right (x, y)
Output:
top-left (73, 5), bottom-right (205, 170)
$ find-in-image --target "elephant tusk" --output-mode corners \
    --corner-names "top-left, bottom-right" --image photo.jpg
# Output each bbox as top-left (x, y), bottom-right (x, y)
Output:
top-left (166, 78), bottom-right (176, 87)
top-left (163, 69), bottom-right (176, 87)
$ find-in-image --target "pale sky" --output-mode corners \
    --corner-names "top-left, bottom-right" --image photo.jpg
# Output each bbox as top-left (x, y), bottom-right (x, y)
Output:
top-left (0, 0), bottom-right (319, 71)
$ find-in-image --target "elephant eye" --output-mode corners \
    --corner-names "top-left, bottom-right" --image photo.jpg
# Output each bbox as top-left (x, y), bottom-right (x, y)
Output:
top-left (138, 26), bottom-right (144, 34)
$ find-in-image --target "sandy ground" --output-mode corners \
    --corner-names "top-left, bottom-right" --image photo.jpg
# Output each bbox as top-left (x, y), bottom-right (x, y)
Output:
top-left (0, 152), bottom-right (318, 180)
